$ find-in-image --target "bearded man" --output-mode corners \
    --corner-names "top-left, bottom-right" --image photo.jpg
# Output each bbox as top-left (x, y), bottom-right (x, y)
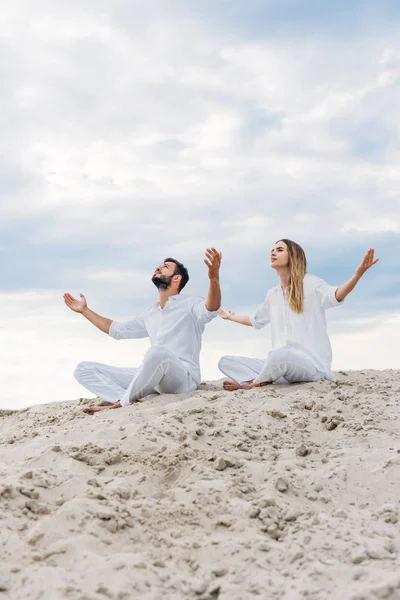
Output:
top-left (64, 248), bottom-right (222, 414)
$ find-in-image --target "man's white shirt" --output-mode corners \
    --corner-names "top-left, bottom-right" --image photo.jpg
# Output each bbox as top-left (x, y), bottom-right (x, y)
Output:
top-left (250, 274), bottom-right (343, 379)
top-left (109, 295), bottom-right (219, 385)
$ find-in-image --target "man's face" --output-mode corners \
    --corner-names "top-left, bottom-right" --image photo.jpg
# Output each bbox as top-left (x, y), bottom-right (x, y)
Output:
top-left (152, 261), bottom-right (177, 290)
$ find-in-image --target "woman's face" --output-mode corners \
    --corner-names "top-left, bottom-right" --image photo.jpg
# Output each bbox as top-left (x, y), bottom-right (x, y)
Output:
top-left (270, 241), bottom-right (289, 269)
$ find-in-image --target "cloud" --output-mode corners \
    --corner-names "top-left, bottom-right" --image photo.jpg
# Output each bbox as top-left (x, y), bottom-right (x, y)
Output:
top-left (341, 218), bottom-right (400, 233)
top-left (2, 4), bottom-right (399, 240)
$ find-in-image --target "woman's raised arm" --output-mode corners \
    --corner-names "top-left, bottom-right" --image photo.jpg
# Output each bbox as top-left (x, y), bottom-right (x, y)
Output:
top-left (335, 248), bottom-right (379, 303)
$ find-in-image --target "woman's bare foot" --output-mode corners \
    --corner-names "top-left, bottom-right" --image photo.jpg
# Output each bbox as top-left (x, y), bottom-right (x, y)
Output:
top-left (223, 379), bottom-right (257, 391)
top-left (223, 379), bottom-right (273, 392)
top-left (223, 379), bottom-right (243, 391)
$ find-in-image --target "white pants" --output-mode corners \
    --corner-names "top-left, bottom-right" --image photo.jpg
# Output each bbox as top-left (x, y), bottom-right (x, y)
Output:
top-left (74, 346), bottom-right (198, 407)
top-left (218, 348), bottom-right (324, 385)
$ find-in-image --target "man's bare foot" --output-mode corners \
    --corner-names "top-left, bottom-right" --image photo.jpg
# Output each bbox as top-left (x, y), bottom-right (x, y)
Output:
top-left (81, 406), bottom-right (110, 415)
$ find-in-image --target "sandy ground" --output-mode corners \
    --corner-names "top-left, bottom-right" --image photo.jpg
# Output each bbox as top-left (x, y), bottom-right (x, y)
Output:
top-left (0, 370), bottom-right (399, 600)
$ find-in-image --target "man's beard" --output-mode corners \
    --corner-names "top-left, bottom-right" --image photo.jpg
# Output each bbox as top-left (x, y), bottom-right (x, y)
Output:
top-left (151, 273), bottom-right (174, 290)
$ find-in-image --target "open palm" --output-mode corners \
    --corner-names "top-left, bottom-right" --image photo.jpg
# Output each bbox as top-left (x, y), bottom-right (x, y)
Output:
top-left (220, 309), bottom-right (235, 320)
top-left (63, 293), bottom-right (87, 313)
top-left (204, 247), bottom-right (222, 279)
top-left (355, 248), bottom-right (379, 278)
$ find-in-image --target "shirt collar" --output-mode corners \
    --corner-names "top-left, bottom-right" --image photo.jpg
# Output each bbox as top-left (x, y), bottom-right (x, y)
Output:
top-left (153, 294), bottom-right (181, 310)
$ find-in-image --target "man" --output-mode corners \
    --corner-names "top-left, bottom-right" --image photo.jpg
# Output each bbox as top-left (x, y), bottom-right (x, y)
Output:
top-left (64, 248), bottom-right (222, 414)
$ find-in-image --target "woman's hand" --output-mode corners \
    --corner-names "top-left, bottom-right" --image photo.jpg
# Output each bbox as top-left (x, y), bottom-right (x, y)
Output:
top-left (220, 309), bottom-right (235, 320)
top-left (220, 310), bottom-right (252, 326)
top-left (335, 248), bottom-right (380, 303)
top-left (355, 248), bottom-right (379, 278)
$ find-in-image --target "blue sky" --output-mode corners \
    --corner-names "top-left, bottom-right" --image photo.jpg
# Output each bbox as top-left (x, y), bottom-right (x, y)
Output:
top-left (1, 0), bottom-right (399, 408)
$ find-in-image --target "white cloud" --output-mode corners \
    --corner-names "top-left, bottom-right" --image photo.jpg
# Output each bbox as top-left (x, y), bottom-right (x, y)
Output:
top-left (1, 3), bottom-right (399, 246)
top-left (87, 269), bottom-right (150, 286)
top-left (331, 313), bottom-right (400, 371)
top-left (341, 217), bottom-right (400, 233)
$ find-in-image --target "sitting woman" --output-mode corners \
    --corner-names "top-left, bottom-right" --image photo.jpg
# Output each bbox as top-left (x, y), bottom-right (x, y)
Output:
top-left (219, 239), bottom-right (378, 390)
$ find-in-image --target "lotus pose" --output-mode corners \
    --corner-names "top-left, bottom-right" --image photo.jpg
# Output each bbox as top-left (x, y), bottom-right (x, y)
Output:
top-left (219, 240), bottom-right (378, 391)
top-left (64, 249), bottom-right (222, 413)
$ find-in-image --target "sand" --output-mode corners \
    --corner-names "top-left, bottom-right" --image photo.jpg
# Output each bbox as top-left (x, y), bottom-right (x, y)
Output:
top-left (0, 370), bottom-right (399, 600)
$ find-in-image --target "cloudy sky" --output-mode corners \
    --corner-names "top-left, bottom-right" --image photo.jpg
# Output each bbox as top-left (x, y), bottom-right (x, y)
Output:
top-left (1, 0), bottom-right (399, 409)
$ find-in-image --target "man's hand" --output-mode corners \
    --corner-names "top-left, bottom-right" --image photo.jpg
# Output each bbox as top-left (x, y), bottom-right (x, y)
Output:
top-left (204, 247), bottom-right (222, 312)
top-left (204, 247), bottom-right (222, 280)
top-left (355, 248), bottom-right (379, 278)
top-left (64, 293), bottom-right (87, 313)
top-left (63, 294), bottom-right (112, 334)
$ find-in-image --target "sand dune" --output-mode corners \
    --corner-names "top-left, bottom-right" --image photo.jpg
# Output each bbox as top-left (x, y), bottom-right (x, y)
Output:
top-left (0, 370), bottom-right (399, 600)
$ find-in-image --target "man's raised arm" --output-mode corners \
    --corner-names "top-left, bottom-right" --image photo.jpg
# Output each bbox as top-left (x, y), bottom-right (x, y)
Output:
top-left (204, 247), bottom-right (222, 311)
top-left (63, 293), bottom-right (112, 334)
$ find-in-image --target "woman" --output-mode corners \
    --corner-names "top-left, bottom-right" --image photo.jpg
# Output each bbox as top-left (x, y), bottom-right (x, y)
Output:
top-left (219, 240), bottom-right (378, 390)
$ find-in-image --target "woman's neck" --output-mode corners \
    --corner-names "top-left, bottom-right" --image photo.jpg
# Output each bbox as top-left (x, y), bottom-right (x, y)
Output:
top-left (277, 268), bottom-right (291, 290)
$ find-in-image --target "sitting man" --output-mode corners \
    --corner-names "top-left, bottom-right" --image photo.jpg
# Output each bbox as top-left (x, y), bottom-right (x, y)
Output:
top-left (64, 248), bottom-right (222, 414)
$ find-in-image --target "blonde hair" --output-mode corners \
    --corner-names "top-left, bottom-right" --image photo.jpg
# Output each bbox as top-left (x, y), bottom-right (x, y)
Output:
top-left (279, 239), bottom-right (307, 314)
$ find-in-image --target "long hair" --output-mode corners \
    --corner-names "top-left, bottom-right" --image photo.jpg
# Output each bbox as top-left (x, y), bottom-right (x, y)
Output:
top-left (279, 239), bottom-right (307, 314)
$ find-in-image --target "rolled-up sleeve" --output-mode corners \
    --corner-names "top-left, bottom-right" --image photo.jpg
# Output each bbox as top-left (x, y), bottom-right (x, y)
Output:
top-left (190, 297), bottom-right (220, 326)
top-left (250, 294), bottom-right (271, 329)
top-left (109, 315), bottom-right (148, 340)
top-left (314, 277), bottom-right (343, 310)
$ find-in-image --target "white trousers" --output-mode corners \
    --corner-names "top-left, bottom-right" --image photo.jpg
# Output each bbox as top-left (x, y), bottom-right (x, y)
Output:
top-left (74, 346), bottom-right (198, 407)
top-left (218, 347), bottom-right (324, 385)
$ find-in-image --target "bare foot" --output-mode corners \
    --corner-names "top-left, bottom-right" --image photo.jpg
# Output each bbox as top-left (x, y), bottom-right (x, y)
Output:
top-left (223, 379), bottom-right (244, 391)
top-left (81, 406), bottom-right (110, 415)
top-left (223, 379), bottom-right (273, 392)
top-left (223, 379), bottom-right (257, 391)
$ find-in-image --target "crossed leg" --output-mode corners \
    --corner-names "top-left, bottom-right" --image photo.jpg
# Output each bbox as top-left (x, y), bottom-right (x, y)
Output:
top-left (74, 362), bottom-right (138, 414)
top-left (218, 356), bottom-right (270, 390)
top-left (219, 348), bottom-right (323, 391)
top-left (74, 346), bottom-right (197, 414)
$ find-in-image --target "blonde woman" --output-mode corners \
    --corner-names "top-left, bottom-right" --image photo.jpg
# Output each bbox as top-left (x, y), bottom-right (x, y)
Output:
top-left (219, 240), bottom-right (378, 390)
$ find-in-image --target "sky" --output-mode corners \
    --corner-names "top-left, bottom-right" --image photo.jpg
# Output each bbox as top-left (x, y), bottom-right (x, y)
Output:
top-left (1, 0), bottom-right (399, 409)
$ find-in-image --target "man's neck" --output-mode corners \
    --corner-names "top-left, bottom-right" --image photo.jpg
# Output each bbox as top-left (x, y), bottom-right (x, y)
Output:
top-left (277, 268), bottom-right (291, 290)
top-left (158, 288), bottom-right (179, 309)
